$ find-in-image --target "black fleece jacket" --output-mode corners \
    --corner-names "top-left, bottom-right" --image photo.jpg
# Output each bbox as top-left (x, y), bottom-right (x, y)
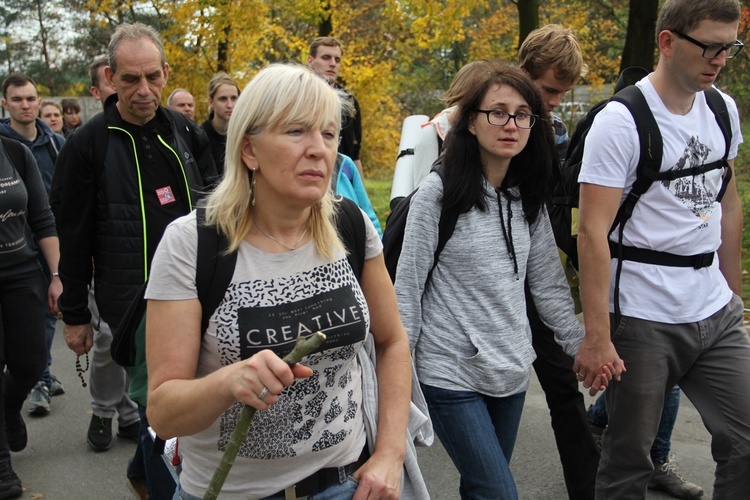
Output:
top-left (53, 95), bottom-right (216, 329)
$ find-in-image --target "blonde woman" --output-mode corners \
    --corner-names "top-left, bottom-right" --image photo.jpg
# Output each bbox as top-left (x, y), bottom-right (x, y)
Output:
top-left (145, 64), bottom-right (427, 500)
top-left (200, 73), bottom-right (240, 175)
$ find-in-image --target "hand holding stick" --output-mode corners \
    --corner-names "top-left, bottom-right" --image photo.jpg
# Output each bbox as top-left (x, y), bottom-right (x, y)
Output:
top-left (204, 332), bottom-right (327, 500)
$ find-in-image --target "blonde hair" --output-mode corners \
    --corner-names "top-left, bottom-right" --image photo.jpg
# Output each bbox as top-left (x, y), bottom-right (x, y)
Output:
top-left (204, 63), bottom-right (349, 260)
top-left (518, 24), bottom-right (588, 84)
top-left (207, 72), bottom-right (240, 100)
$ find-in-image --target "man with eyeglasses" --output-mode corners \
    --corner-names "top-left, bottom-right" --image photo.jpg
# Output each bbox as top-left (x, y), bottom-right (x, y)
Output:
top-left (575, 0), bottom-right (749, 498)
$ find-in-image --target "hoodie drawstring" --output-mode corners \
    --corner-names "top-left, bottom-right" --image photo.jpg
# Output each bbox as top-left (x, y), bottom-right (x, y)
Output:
top-left (496, 188), bottom-right (519, 280)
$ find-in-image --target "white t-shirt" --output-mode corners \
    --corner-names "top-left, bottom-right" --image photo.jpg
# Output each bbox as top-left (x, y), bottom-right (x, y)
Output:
top-left (145, 208), bottom-right (383, 499)
top-left (579, 76), bottom-right (743, 323)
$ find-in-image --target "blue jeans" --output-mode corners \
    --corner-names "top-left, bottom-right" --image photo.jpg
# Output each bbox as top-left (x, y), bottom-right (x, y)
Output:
top-left (173, 474), bottom-right (359, 499)
top-left (36, 255), bottom-right (56, 389)
top-left (39, 312), bottom-right (56, 388)
top-left (421, 383), bottom-right (526, 500)
top-left (588, 385), bottom-right (680, 464)
top-left (127, 404), bottom-right (176, 500)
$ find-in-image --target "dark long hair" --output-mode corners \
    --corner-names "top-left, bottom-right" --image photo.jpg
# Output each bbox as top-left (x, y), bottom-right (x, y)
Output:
top-left (440, 60), bottom-right (557, 224)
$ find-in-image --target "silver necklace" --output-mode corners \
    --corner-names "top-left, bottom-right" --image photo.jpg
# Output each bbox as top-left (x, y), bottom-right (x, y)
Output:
top-left (254, 220), bottom-right (309, 251)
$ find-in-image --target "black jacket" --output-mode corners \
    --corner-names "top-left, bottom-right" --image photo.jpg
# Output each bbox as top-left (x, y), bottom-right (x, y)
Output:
top-left (335, 84), bottom-right (362, 162)
top-left (54, 96), bottom-right (216, 329)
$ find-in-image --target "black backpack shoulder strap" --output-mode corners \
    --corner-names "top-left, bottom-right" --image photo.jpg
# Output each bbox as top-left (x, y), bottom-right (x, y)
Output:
top-left (1, 136), bottom-right (28, 178)
top-left (609, 85), bottom-right (663, 233)
top-left (704, 87), bottom-right (733, 201)
top-left (196, 207), bottom-right (238, 336)
top-left (432, 167), bottom-right (458, 280)
top-left (381, 169), bottom-right (457, 284)
top-left (382, 189), bottom-right (416, 282)
top-left (704, 87), bottom-right (731, 160)
top-left (336, 197), bottom-right (367, 283)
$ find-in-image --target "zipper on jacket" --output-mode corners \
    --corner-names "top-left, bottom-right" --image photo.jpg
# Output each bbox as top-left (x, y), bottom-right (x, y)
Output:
top-left (108, 126), bottom-right (149, 281)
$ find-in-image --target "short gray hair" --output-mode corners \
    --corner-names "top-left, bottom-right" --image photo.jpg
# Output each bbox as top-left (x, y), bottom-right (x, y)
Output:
top-left (167, 88), bottom-right (192, 107)
top-left (108, 23), bottom-right (166, 74)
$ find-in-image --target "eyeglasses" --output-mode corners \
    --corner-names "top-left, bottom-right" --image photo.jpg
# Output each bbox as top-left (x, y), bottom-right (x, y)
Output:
top-left (476, 109), bottom-right (538, 129)
top-left (671, 30), bottom-right (744, 59)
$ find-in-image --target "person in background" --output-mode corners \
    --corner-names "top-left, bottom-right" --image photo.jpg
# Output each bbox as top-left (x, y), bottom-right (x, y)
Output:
top-left (54, 23), bottom-right (215, 499)
top-left (1, 74), bottom-right (66, 418)
top-left (39, 101), bottom-right (64, 135)
top-left (333, 153), bottom-right (382, 236)
top-left (167, 88), bottom-right (196, 122)
top-left (0, 136), bottom-right (61, 498)
top-left (200, 73), bottom-right (240, 176)
top-left (394, 60), bottom-right (603, 499)
top-left (88, 55), bottom-right (116, 104)
top-left (308, 36), bottom-right (365, 179)
top-left (60, 98), bottom-right (82, 137)
top-left (146, 63), bottom-right (426, 499)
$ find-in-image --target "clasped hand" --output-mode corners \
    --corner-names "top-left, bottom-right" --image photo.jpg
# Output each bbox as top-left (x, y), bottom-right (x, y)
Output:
top-left (572, 337), bottom-right (626, 396)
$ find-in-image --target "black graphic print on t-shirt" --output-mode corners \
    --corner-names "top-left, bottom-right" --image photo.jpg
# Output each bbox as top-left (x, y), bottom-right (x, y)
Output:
top-left (211, 257), bottom-right (369, 460)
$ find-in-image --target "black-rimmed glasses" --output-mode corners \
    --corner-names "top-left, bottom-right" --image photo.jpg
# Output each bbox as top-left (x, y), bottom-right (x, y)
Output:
top-left (477, 109), bottom-right (538, 129)
top-left (671, 30), bottom-right (744, 59)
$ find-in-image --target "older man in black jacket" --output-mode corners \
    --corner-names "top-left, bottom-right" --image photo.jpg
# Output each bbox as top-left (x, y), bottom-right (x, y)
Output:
top-left (53, 22), bottom-right (215, 500)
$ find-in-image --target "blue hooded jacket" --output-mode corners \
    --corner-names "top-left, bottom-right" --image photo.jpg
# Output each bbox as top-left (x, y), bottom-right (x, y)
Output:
top-left (0, 117), bottom-right (65, 193)
top-left (333, 153), bottom-right (382, 236)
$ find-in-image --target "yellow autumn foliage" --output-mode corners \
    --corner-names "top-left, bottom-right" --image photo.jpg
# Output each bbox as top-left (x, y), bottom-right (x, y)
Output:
top-left (84, 0), bottom-right (634, 175)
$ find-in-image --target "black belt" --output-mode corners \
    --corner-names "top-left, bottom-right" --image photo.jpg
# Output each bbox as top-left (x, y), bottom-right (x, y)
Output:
top-left (272, 446), bottom-right (369, 499)
top-left (609, 241), bottom-right (715, 269)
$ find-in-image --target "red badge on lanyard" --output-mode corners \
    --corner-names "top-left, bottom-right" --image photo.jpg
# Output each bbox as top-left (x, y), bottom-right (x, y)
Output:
top-left (156, 186), bottom-right (175, 205)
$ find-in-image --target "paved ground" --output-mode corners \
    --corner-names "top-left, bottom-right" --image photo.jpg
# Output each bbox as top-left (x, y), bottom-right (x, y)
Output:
top-left (10, 322), bottom-right (716, 499)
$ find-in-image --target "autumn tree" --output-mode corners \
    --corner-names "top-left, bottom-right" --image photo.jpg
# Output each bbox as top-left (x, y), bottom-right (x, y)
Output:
top-left (619, 0), bottom-right (659, 72)
top-left (516, 0), bottom-right (539, 47)
top-left (8, 0), bottom-right (686, 172)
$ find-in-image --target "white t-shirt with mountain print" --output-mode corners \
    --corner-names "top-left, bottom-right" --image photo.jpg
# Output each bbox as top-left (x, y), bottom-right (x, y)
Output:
top-left (579, 76), bottom-right (743, 324)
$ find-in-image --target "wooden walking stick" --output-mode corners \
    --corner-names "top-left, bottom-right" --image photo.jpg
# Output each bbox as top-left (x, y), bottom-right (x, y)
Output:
top-left (203, 332), bottom-right (327, 500)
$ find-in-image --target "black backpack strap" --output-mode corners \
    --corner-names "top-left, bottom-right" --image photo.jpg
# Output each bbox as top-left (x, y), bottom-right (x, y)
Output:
top-left (608, 86), bottom-right (663, 321)
top-left (429, 168), bottom-right (458, 285)
top-left (608, 241), bottom-right (714, 269)
top-left (382, 189), bottom-right (416, 282)
top-left (704, 87), bottom-right (732, 202)
top-left (336, 197), bottom-right (367, 283)
top-left (381, 169), bottom-right (457, 285)
top-left (609, 86), bottom-right (663, 235)
top-left (1, 136), bottom-right (28, 178)
top-left (196, 207), bottom-right (238, 336)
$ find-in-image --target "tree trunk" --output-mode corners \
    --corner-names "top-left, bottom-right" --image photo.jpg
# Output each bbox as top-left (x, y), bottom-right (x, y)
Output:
top-left (217, 24), bottom-right (231, 73)
top-left (620, 0), bottom-right (659, 72)
top-left (516, 0), bottom-right (539, 49)
top-left (319, 0), bottom-right (332, 36)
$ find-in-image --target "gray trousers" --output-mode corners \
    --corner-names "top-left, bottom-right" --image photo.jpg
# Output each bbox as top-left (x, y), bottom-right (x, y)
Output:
top-left (596, 294), bottom-right (750, 499)
top-left (88, 284), bottom-right (139, 425)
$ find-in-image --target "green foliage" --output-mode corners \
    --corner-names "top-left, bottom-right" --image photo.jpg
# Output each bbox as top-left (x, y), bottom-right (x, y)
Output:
top-left (716, 5), bottom-right (750, 119)
top-left (734, 122), bottom-right (750, 303)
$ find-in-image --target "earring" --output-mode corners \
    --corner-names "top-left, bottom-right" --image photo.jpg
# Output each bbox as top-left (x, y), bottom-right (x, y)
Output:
top-left (251, 168), bottom-right (256, 206)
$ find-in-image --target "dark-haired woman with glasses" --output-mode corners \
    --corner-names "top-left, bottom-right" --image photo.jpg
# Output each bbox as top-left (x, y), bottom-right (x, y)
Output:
top-left (394, 60), bottom-right (590, 499)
